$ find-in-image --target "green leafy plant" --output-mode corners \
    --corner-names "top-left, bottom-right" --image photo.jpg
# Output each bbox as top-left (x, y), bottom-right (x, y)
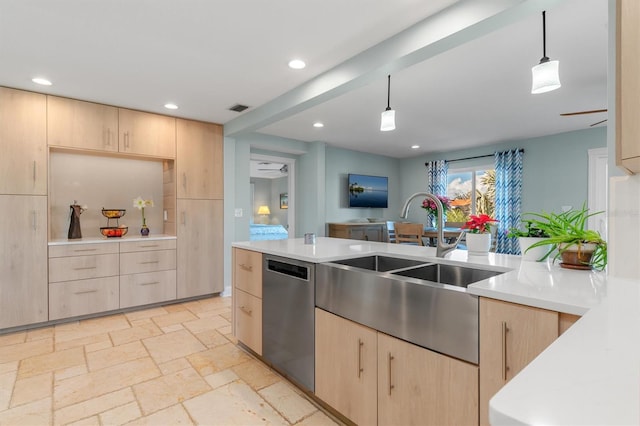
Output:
top-left (526, 205), bottom-right (607, 270)
top-left (507, 219), bottom-right (549, 238)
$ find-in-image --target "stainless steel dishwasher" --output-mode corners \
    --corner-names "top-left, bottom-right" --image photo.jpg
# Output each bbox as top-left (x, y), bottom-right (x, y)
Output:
top-left (262, 255), bottom-right (315, 392)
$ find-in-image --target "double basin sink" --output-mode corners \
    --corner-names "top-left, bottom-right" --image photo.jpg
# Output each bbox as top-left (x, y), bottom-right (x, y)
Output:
top-left (316, 255), bottom-right (507, 364)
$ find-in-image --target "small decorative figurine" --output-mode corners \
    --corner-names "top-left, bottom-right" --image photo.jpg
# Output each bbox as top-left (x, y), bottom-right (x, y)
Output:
top-left (68, 201), bottom-right (87, 239)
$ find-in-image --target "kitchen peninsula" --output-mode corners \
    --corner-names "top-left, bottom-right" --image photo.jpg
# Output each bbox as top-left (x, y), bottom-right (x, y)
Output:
top-left (232, 237), bottom-right (639, 425)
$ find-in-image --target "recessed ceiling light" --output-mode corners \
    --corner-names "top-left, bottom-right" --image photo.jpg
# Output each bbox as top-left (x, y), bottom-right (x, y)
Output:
top-left (411, 145), bottom-right (420, 149)
top-left (32, 77), bottom-right (52, 86)
top-left (313, 122), bottom-right (324, 128)
top-left (164, 103), bottom-right (178, 110)
top-left (288, 59), bottom-right (306, 70)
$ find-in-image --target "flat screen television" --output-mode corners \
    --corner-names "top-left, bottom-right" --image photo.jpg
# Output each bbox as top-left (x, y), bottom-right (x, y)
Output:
top-left (348, 174), bottom-right (388, 208)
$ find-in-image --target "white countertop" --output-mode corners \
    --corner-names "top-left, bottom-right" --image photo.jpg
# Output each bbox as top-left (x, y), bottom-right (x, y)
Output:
top-left (233, 236), bottom-right (639, 424)
top-left (49, 234), bottom-right (176, 245)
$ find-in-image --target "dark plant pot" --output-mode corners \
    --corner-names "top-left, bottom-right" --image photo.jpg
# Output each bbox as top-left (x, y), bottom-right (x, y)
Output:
top-left (140, 225), bottom-right (150, 237)
top-left (559, 243), bottom-right (596, 270)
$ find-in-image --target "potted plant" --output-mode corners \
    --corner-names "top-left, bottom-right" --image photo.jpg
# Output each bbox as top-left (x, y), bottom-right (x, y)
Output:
top-left (421, 195), bottom-right (451, 228)
top-left (526, 205), bottom-right (607, 270)
top-left (462, 214), bottom-right (498, 254)
top-left (507, 218), bottom-right (551, 261)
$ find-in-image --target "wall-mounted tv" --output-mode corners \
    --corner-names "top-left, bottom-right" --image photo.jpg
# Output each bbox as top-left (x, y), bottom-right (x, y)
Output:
top-left (348, 174), bottom-right (388, 208)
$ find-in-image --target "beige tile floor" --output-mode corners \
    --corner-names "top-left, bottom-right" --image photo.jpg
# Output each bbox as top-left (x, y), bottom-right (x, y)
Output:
top-left (0, 296), bottom-right (341, 426)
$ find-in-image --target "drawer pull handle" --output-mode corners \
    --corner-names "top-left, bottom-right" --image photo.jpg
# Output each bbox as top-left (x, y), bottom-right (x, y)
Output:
top-left (74, 289), bottom-right (98, 295)
top-left (239, 305), bottom-right (252, 315)
top-left (140, 281), bottom-right (160, 286)
top-left (388, 352), bottom-right (395, 395)
top-left (502, 321), bottom-right (510, 381)
top-left (73, 248), bottom-right (98, 252)
top-left (239, 264), bottom-right (253, 272)
top-left (33, 160), bottom-right (37, 183)
top-left (73, 266), bottom-right (97, 271)
top-left (140, 261), bottom-right (159, 265)
top-left (357, 338), bottom-right (364, 378)
top-left (139, 244), bottom-right (159, 248)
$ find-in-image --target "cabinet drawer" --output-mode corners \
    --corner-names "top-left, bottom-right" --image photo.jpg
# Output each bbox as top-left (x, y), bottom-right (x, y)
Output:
top-left (49, 276), bottom-right (119, 320)
top-left (49, 253), bottom-right (119, 283)
top-left (49, 242), bottom-right (119, 258)
top-left (120, 270), bottom-right (176, 308)
top-left (234, 249), bottom-right (262, 297)
top-left (120, 239), bottom-right (176, 253)
top-left (120, 249), bottom-right (176, 274)
top-left (235, 288), bottom-right (262, 355)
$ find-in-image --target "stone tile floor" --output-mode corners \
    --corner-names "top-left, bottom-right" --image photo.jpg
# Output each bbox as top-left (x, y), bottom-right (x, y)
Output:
top-left (0, 296), bottom-right (341, 425)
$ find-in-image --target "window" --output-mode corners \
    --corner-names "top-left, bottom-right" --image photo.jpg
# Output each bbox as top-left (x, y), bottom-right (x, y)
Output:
top-left (446, 166), bottom-right (495, 222)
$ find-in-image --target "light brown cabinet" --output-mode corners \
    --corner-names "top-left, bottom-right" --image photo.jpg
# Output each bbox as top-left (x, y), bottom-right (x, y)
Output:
top-left (0, 87), bottom-right (47, 195)
top-left (479, 297), bottom-right (572, 426)
top-left (0, 195), bottom-right (48, 329)
top-left (118, 108), bottom-right (176, 158)
top-left (315, 308), bottom-right (478, 426)
top-left (328, 222), bottom-right (386, 242)
top-left (315, 308), bottom-right (378, 426)
top-left (47, 95), bottom-right (118, 152)
top-left (617, 0), bottom-right (640, 173)
top-left (176, 118), bottom-right (223, 199)
top-left (233, 248), bottom-right (263, 355)
top-left (177, 199), bottom-right (224, 298)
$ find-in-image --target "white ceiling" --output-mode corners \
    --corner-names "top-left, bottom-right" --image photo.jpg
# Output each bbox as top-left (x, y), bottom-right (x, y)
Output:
top-left (0, 0), bottom-right (607, 159)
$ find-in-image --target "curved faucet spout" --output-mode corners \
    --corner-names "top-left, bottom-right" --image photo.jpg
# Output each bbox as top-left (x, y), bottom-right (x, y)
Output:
top-left (400, 192), bottom-right (465, 258)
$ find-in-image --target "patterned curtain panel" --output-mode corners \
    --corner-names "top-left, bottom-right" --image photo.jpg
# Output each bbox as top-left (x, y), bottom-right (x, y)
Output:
top-left (425, 160), bottom-right (448, 195)
top-left (494, 149), bottom-right (523, 254)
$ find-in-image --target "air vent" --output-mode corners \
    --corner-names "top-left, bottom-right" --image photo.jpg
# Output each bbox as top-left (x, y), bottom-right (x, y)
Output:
top-left (229, 104), bottom-right (249, 112)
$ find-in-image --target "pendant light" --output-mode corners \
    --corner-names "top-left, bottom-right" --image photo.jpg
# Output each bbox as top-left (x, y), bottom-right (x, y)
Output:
top-left (380, 74), bottom-right (396, 131)
top-left (531, 11), bottom-right (561, 94)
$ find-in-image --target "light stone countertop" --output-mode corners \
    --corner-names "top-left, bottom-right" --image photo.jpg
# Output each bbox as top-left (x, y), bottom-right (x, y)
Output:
top-left (232, 236), bottom-right (639, 425)
top-left (49, 234), bottom-right (177, 245)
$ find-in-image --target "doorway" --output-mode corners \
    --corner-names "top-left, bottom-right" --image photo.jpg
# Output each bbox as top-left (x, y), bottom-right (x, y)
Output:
top-left (249, 154), bottom-right (295, 239)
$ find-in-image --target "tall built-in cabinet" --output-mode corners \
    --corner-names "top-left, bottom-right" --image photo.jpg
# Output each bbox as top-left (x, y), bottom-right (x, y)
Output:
top-left (176, 119), bottom-right (224, 298)
top-left (0, 87), bottom-right (49, 328)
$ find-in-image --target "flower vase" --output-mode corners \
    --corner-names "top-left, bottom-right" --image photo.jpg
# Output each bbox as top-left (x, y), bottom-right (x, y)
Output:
top-left (430, 215), bottom-right (438, 229)
top-left (140, 218), bottom-right (150, 237)
top-left (466, 232), bottom-right (491, 255)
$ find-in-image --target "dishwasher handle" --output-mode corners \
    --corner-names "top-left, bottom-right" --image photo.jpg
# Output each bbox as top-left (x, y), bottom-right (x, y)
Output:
top-left (266, 258), bottom-right (309, 281)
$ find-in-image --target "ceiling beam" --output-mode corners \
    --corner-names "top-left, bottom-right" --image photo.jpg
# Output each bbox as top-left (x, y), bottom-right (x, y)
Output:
top-left (224, 0), bottom-right (563, 137)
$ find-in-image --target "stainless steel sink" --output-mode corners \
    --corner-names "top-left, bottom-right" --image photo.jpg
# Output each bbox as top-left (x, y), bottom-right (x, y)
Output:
top-left (331, 255), bottom-right (427, 272)
top-left (392, 263), bottom-right (505, 288)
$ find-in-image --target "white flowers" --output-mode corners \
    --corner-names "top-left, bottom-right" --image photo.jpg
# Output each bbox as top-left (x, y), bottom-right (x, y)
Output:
top-left (133, 197), bottom-right (154, 210)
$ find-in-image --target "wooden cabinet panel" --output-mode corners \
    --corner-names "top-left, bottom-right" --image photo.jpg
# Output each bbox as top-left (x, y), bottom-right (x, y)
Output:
top-left (118, 108), bottom-right (176, 158)
top-left (0, 195), bottom-right (48, 328)
top-left (49, 253), bottom-right (119, 283)
top-left (119, 249), bottom-right (176, 275)
top-left (479, 297), bottom-right (559, 426)
top-left (120, 270), bottom-right (176, 308)
top-left (233, 249), bottom-right (262, 297)
top-left (49, 242), bottom-right (119, 258)
top-left (177, 199), bottom-right (223, 298)
top-left (234, 288), bottom-right (262, 355)
top-left (315, 308), bottom-right (378, 426)
top-left (328, 223), bottom-right (386, 242)
top-left (377, 332), bottom-right (478, 426)
top-left (0, 87), bottom-right (47, 195)
top-left (47, 95), bottom-right (118, 152)
top-left (49, 276), bottom-right (119, 320)
top-left (176, 119), bottom-right (223, 199)
top-left (119, 239), bottom-right (176, 253)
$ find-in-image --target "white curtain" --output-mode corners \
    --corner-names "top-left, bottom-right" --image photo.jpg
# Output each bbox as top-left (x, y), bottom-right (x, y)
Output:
top-left (494, 149), bottom-right (523, 254)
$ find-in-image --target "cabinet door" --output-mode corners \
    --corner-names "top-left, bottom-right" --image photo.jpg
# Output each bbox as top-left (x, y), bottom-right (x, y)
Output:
top-left (176, 119), bottom-right (223, 199)
top-left (348, 227), bottom-right (366, 240)
top-left (0, 88), bottom-right (47, 195)
top-left (364, 225), bottom-right (383, 242)
top-left (233, 248), bottom-right (262, 297)
top-left (479, 297), bottom-right (558, 426)
top-left (47, 95), bottom-right (118, 152)
top-left (177, 199), bottom-right (223, 298)
top-left (119, 108), bottom-right (176, 158)
top-left (377, 332), bottom-right (478, 426)
top-left (315, 308), bottom-right (377, 426)
top-left (0, 195), bottom-right (48, 328)
top-left (235, 288), bottom-right (262, 355)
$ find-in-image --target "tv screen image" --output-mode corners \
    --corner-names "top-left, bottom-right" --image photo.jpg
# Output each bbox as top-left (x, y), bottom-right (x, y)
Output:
top-left (348, 174), bottom-right (388, 208)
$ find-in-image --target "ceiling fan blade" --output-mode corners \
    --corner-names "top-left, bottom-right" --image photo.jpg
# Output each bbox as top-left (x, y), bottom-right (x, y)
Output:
top-left (590, 119), bottom-right (608, 127)
top-left (560, 109), bottom-right (607, 116)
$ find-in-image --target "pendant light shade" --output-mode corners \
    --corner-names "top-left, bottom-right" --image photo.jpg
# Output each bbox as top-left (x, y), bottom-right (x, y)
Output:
top-left (531, 11), bottom-right (561, 94)
top-left (380, 75), bottom-right (396, 131)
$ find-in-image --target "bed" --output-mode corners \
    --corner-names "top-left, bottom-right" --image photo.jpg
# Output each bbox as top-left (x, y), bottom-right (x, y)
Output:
top-left (249, 224), bottom-right (289, 241)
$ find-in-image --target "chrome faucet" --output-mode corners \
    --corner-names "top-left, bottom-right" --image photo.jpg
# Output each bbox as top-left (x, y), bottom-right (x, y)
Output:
top-left (400, 192), bottom-right (465, 258)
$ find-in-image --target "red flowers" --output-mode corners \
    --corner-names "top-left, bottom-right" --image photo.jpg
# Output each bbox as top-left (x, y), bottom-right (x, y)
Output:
top-left (462, 214), bottom-right (498, 234)
top-left (421, 195), bottom-right (451, 216)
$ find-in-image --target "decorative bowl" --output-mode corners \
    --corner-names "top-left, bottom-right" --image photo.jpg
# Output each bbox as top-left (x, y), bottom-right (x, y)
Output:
top-left (100, 226), bottom-right (128, 238)
top-left (102, 209), bottom-right (126, 219)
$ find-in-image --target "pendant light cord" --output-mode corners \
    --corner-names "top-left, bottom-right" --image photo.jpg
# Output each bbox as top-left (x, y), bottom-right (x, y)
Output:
top-left (386, 74), bottom-right (391, 111)
top-left (541, 11), bottom-right (549, 62)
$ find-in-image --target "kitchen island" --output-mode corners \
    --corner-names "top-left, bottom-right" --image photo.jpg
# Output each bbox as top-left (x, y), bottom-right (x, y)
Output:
top-left (232, 237), bottom-right (639, 425)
